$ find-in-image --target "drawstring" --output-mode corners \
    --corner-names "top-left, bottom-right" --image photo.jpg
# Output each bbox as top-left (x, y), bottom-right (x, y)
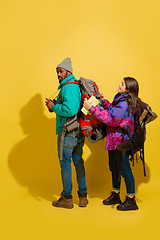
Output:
top-left (60, 128), bottom-right (67, 161)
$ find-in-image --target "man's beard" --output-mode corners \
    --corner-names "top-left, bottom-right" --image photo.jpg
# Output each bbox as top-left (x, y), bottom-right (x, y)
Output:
top-left (58, 72), bottom-right (69, 83)
top-left (58, 77), bottom-right (63, 83)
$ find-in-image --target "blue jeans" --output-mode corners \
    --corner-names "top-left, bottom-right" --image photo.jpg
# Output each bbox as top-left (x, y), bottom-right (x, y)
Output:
top-left (108, 149), bottom-right (135, 195)
top-left (57, 130), bottom-right (87, 196)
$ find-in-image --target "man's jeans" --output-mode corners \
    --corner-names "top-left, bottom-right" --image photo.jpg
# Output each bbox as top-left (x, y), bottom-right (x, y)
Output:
top-left (108, 149), bottom-right (135, 194)
top-left (57, 129), bottom-right (87, 196)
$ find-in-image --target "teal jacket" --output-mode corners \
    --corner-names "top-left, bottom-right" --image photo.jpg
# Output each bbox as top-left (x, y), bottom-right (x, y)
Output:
top-left (52, 74), bottom-right (81, 134)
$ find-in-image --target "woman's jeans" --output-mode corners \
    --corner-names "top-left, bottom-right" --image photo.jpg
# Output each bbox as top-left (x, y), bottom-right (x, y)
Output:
top-left (57, 129), bottom-right (87, 196)
top-left (108, 149), bottom-right (135, 195)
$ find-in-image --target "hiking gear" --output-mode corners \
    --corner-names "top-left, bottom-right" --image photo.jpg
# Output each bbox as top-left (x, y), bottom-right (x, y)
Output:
top-left (52, 74), bottom-right (82, 134)
top-left (116, 100), bottom-right (157, 178)
top-left (58, 130), bottom-right (87, 196)
top-left (52, 195), bottom-right (74, 209)
top-left (78, 192), bottom-right (88, 207)
top-left (79, 77), bottom-right (107, 143)
top-left (116, 196), bottom-right (138, 211)
top-left (108, 149), bottom-right (135, 194)
top-left (63, 114), bottom-right (79, 132)
top-left (103, 191), bottom-right (122, 205)
top-left (90, 93), bottom-right (135, 149)
top-left (58, 77), bottom-right (107, 143)
top-left (56, 57), bottom-right (73, 73)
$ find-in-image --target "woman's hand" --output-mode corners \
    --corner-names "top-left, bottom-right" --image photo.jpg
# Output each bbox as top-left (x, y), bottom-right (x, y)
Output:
top-left (83, 98), bottom-right (92, 111)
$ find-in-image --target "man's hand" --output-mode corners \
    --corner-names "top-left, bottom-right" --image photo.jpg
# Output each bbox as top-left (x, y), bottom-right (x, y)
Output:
top-left (45, 98), bottom-right (55, 111)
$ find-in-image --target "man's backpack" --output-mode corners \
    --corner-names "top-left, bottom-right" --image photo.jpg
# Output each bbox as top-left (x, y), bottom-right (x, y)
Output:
top-left (62, 77), bottom-right (107, 143)
top-left (116, 100), bottom-right (157, 179)
top-left (78, 77), bottom-right (107, 143)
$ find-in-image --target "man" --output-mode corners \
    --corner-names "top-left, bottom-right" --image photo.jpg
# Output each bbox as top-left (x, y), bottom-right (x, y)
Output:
top-left (45, 58), bottom-right (88, 209)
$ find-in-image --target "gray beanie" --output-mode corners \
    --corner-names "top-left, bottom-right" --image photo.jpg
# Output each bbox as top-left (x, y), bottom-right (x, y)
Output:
top-left (56, 58), bottom-right (73, 73)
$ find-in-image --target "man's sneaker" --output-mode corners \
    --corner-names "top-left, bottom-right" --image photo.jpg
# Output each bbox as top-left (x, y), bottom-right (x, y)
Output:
top-left (78, 193), bottom-right (88, 207)
top-left (52, 195), bottom-right (74, 209)
top-left (103, 191), bottom-right (122, 205)
top-left (116, 196), bottom-right (139, 211)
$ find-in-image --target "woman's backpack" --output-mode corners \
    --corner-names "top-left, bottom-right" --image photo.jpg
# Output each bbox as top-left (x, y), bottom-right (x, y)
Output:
top-left (117, 100), bottom-right (157, 179)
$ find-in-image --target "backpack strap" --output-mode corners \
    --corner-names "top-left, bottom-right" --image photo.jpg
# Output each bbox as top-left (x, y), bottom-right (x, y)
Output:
top-left (127, 100), bottom-right (130, 117)
top-left (93, 82), bottom-right (103, 99)
top-left (139, 124), bottom-right (146, 176)
top-left (63, 81), bottom-right (79, 87)
top-left (118, 129), bottom-right (126, 182)
top-left (139, 109), bottom-right (148, 125)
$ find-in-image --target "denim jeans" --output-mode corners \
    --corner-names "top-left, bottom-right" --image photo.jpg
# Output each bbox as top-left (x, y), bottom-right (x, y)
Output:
top-left (108, 149), bottom-right (135, 194)
top-left (57, 129), bottom-right (87, 196)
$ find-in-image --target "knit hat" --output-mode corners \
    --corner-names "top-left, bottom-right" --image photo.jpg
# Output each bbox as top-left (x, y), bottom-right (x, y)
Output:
top-left (56, 58), bottom-right (73, 73)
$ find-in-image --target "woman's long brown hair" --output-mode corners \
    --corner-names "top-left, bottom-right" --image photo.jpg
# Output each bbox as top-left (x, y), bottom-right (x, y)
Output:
top-left (124, 77), bottom-right (140, 114)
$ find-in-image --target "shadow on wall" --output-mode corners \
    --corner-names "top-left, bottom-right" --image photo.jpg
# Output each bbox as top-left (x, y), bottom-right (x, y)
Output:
top-left (8, 93), bottom-right (61, 201)
top-left (8, 93), bottom-right (151, 202)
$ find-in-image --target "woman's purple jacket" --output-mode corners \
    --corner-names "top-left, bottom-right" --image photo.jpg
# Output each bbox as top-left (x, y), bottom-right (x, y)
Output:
top-left (89, 93), bottom-right (134, 150)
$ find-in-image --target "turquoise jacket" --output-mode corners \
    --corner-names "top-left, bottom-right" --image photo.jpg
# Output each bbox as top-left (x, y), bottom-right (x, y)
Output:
top-left (52, 74), bottom-right (81, 134)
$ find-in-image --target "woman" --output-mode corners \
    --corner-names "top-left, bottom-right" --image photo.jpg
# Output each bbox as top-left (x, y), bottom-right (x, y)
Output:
top-left (83, 77), bottom-right (140, 211)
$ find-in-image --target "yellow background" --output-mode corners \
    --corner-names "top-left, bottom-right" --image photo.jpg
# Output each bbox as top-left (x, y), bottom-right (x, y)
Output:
top-left (0, 0), bottom-right (160, 239)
